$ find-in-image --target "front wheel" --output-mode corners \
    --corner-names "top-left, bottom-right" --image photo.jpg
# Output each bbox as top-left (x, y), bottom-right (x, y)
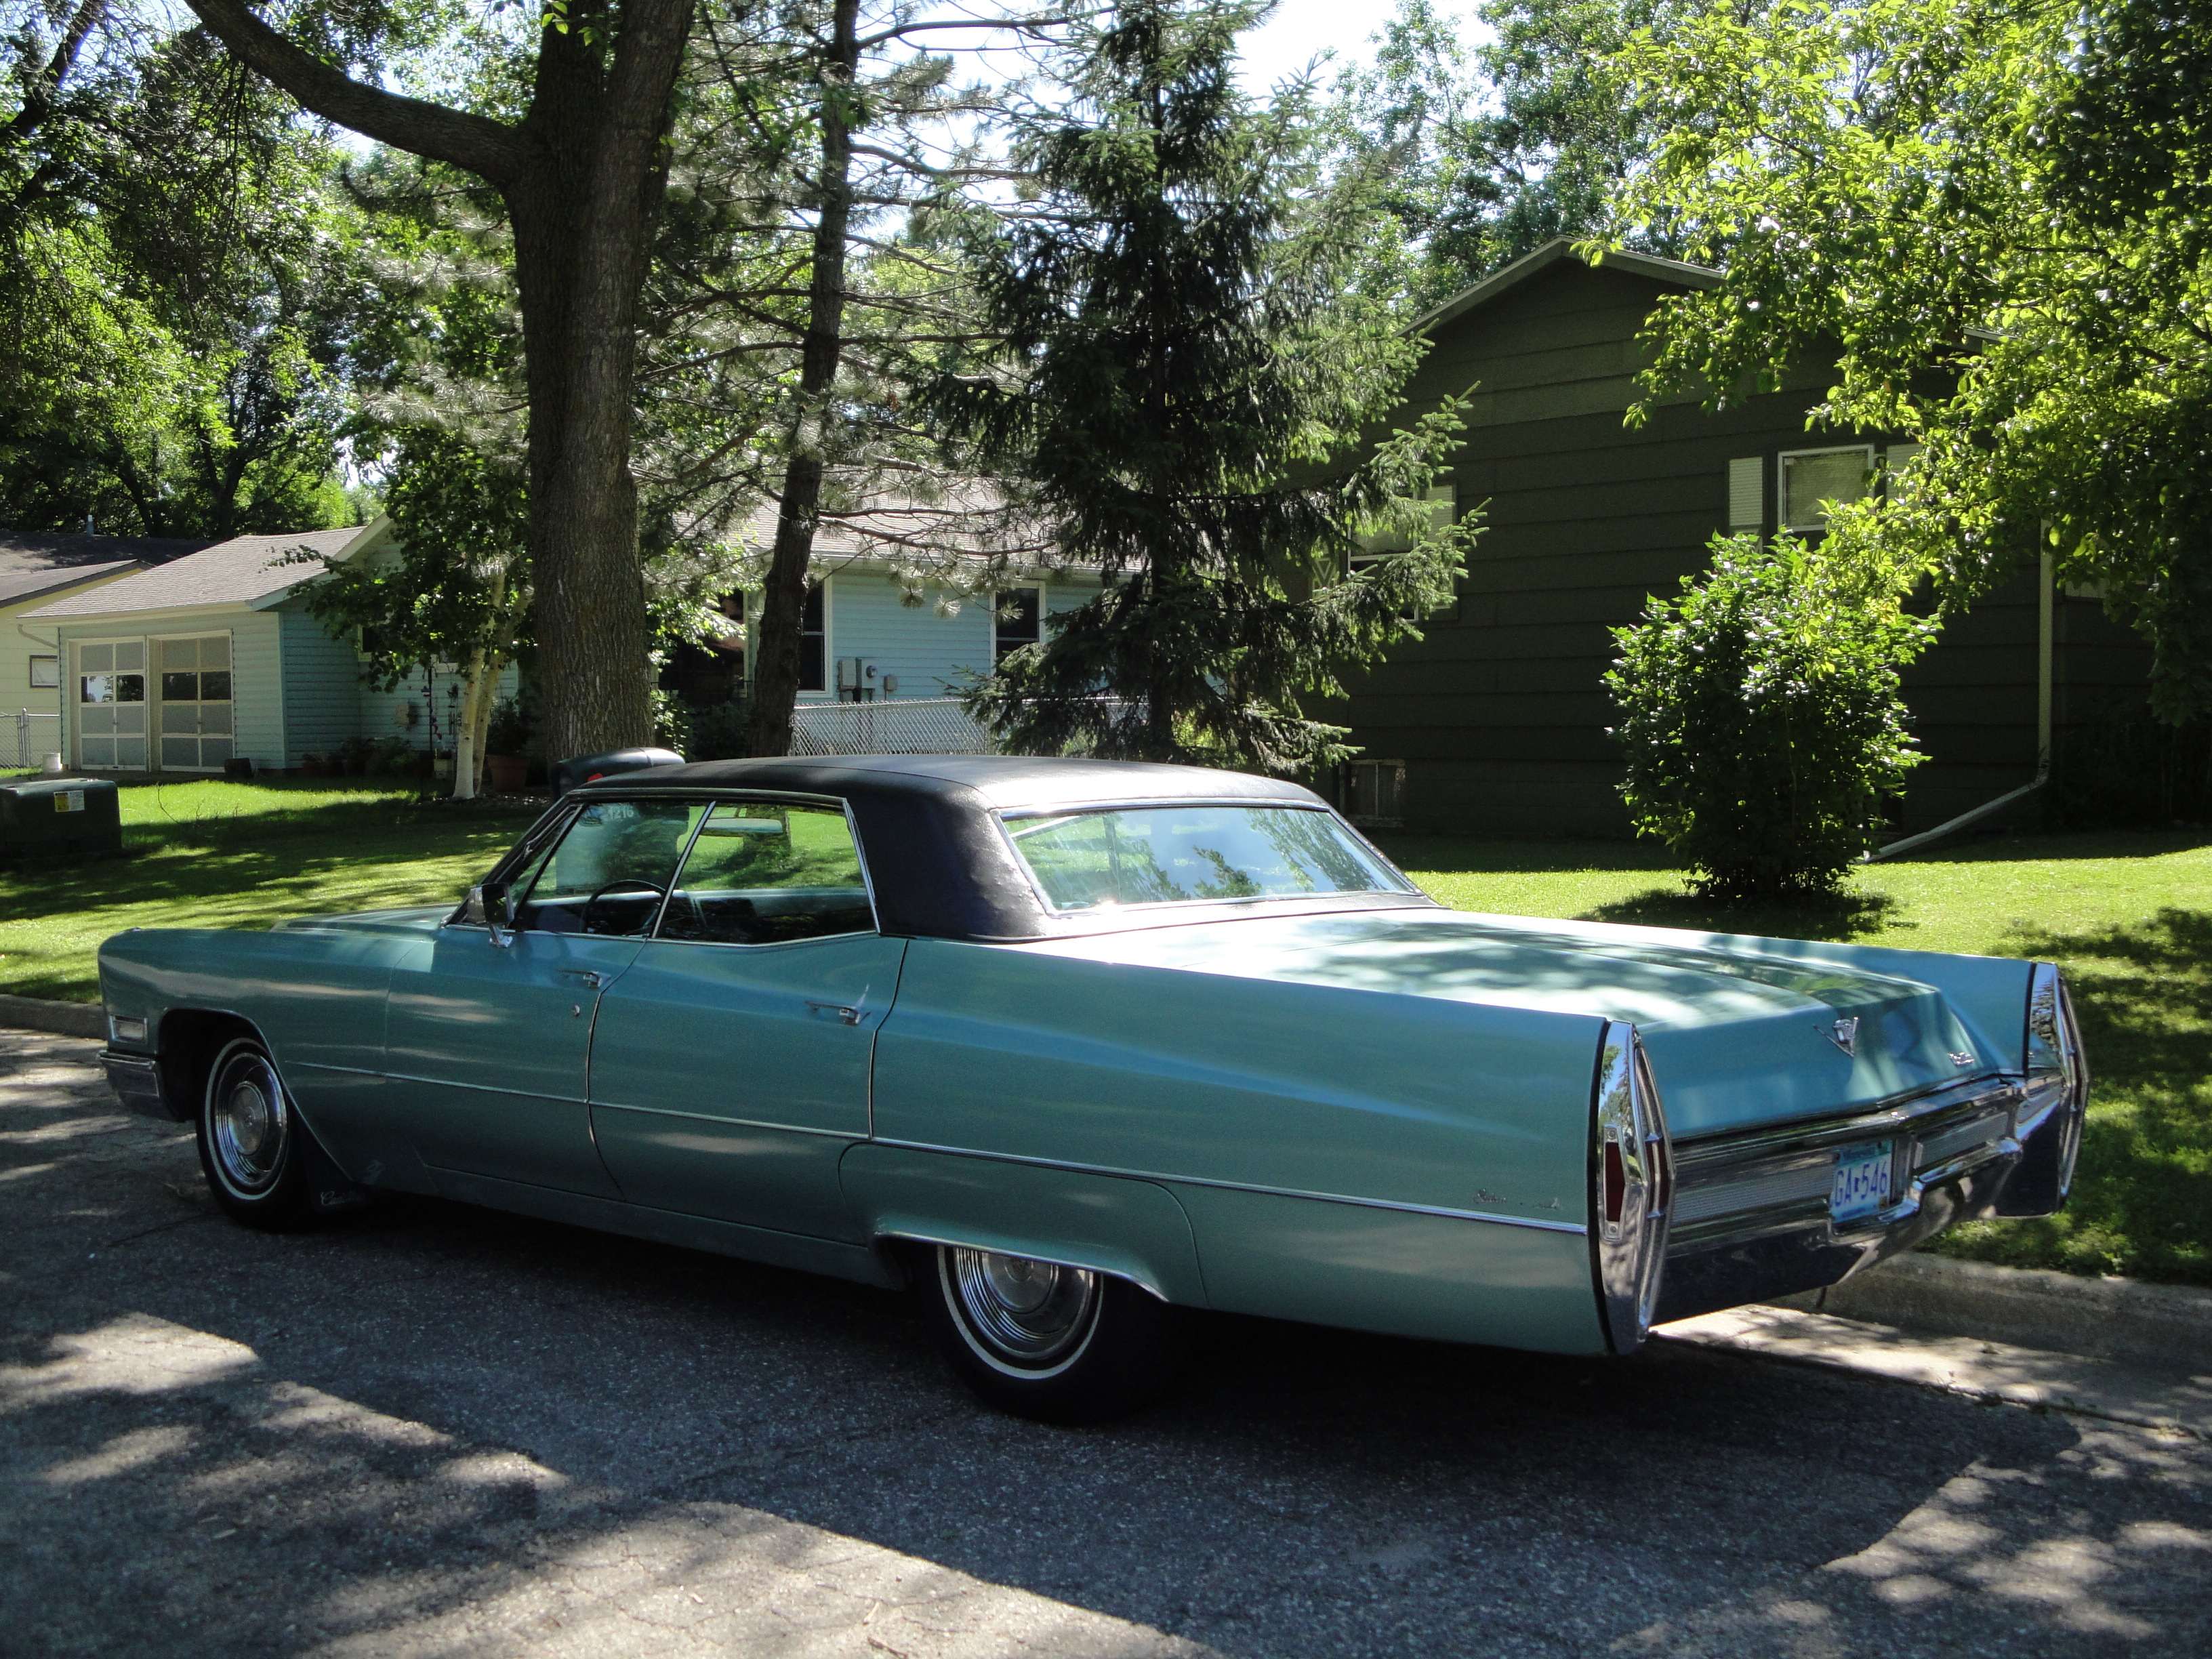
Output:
top-left (916, 1244), bottom-right (1193, 1424)
top-left (195, 1036), bottom-right (316, 1231)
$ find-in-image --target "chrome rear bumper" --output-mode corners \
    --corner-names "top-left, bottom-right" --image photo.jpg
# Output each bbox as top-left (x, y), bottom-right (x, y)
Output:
top-left (1654, 1071), bottom-right (2075, 1325)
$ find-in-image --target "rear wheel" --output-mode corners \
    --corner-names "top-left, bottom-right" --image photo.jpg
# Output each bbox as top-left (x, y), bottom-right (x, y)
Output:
top-left (916, 1244), bottom-right (1193, 1424)
top-left (195, 1036), bottom-right (316, 1230)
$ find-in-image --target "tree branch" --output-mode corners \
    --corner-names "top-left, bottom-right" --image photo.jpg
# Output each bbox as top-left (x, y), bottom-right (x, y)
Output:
top-left (180, 0), bottom-right (525, 184)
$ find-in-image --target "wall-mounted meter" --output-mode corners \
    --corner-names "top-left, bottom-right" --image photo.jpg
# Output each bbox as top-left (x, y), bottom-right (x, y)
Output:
top-left (835, 657), bottom-right (881, 701)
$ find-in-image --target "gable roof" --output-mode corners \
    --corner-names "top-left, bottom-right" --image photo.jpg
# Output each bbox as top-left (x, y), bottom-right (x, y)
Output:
top-left (1412, 237), bottom-right (1721, 338)
top-left (23, 522), bottom-right (387, 619)
top-left (0, 529), bottom-right (214, 609)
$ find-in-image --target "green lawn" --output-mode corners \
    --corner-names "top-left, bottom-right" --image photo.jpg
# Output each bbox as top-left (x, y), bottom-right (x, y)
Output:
top-left (0, 777), bottom-right (543, 1004)
top-left (5, 782), bottom-right (2205, 1287)
top-left (1379, 828), bottom-right (2212, 1288)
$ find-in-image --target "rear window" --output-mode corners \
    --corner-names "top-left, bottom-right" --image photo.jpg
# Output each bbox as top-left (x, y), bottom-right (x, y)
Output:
top-left (1002, 804), bottom-right (1415, 912)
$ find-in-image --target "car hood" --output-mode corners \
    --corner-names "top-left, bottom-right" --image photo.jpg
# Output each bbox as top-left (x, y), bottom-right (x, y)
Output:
top-left (1020, 908), bottom-right (1995, 1137)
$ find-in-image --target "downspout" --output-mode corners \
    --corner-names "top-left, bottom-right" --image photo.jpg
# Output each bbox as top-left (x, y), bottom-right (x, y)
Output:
top-left (1866, 545), bottom-right (2053, 863)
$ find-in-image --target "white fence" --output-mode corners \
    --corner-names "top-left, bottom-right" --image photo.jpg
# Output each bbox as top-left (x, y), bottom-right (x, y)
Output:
top-left (786, 695), bottom-right (1138, 757)
top-left (5, 710), bottom-right (60, 771)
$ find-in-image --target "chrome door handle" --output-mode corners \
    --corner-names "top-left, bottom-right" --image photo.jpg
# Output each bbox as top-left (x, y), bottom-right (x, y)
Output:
top-left (560, 969), bottom-right (611, 990)
top-left (806, 1000), bottom-right (863, 1025)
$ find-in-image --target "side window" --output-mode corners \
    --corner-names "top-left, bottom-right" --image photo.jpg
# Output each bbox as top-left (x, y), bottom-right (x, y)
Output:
top-left (515, 799), bottom-right (707, 936)
top-left (659, 800), bottom-right (873, 946)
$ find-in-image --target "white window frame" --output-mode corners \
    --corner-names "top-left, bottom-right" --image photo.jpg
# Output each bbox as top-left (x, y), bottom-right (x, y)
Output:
top-left (1777, 445), bottom-right (1876, 533)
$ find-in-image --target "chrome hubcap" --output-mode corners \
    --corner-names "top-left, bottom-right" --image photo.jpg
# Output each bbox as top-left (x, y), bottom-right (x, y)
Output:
top-left (944, 1248), bottom-right (1100, 1376)
top-left (208, 1048), bottom-right (287, 1195)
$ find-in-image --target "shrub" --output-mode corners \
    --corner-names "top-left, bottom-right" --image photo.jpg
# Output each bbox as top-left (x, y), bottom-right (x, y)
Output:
top-left (485, 697), bottom-right (533, 756)
top-left (1605, 535), bottom-right (1936, 903)
top-left (683, 698), bottom-right (750, 761)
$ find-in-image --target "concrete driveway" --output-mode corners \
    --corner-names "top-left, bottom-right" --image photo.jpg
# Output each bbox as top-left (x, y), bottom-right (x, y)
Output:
top-left (3, 1028), bottom-right (2207, 1658)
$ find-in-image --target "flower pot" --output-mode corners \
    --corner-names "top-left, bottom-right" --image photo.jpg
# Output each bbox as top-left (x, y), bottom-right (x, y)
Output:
top-left (301, 755), bottom-right (325, 777)
top-left (486, 754), bottom-right (529, 792)
top-left (433, 753), bottom-right (454, 780)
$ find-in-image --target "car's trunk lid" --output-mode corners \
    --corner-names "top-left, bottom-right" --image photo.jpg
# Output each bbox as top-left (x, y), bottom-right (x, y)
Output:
top-left (1023, 909), bottom-right (1988, 1136)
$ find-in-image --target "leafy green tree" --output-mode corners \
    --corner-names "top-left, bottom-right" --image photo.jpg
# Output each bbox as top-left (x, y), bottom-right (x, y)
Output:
top-left (1329, 0), bottom-right (1717, 302)
top-left (1606, 0), bottom-right (2212, 722)
top-left (0, 10), bottom-right (356, 536)
top-left (922, 0), bottom-right (1475, 773)
top-left (1606, 534), bottom-right (1936, 901)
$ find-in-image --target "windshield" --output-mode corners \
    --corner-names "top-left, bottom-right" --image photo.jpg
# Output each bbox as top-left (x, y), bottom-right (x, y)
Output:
top-left (1002, 804), bottom-right (1416, 912)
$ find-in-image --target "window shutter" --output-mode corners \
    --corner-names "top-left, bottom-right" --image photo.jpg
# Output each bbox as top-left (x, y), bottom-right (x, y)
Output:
top-left (1727, 457), bottom-right (1763, 531)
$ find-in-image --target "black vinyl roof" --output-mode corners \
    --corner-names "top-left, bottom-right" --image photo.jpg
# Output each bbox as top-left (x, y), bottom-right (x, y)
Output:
top-left (566, 754), bottom-right (1429, 942)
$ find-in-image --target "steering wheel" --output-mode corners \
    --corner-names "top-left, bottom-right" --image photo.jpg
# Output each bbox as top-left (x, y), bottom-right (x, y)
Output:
top-left (580, 877), bottom-right (667, 936)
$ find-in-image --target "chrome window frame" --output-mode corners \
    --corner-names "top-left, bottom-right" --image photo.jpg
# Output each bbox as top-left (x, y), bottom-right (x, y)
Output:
top-left (642, 789), bottom-right (882, 949)
top-left (991, 798), bottom-right (1422, 920)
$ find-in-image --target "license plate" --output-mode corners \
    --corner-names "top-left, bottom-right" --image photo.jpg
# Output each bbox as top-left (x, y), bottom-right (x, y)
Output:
top-left (1830, 1140), bottom-right (1894, 1225)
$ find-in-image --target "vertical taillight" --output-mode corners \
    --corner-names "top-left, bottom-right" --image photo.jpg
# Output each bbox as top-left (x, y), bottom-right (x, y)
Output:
top-left (1591, 1021), bottom-right (1674, 1355)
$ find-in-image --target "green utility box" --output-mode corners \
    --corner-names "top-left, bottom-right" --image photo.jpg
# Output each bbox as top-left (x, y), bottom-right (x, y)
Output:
top-left (0, 776), bottom-right (123, 861)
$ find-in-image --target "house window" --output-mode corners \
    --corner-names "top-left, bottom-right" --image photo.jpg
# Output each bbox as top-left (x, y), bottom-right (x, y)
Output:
top-left (1779, 447), bottom-right (1875, 532)
top-left (29, 655), bottom-right (58, 689)
top-left (75, 640), bottom-right (148, 770)
top-left (1343, 759), bottom-right (1406, 829)
top-left (155, 634), bottom-right (234, 771)
top-left (798, 581), bottom-right (826, 693)
top-left (995, 588), bottom-right (1042, 662)
top-left (1352, 486), bottom-right (1458, 621)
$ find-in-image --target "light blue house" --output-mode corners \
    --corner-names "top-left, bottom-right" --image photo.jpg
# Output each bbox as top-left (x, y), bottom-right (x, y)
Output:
top-left (19, 510), bottom-right (1097, 775)
top-left (19, 519), bottom-right (506, 775)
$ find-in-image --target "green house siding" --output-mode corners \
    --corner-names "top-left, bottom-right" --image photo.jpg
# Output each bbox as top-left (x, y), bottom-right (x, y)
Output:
top-left (1330, 254), bottom-right (2152, 837)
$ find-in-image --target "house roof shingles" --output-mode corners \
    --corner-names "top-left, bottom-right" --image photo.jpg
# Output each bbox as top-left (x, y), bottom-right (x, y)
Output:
top-left (0, 530), bottom-right (216, 609)
top-left (23, 527), bottom-right (369, 619)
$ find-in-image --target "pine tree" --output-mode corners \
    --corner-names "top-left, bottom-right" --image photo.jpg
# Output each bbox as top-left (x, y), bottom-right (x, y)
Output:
top-left (922, 0), bottom-right (1475, 774)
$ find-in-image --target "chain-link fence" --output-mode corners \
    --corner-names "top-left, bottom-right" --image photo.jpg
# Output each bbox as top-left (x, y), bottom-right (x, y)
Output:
top-left (4, 710), bottom-right (61, 771)
top-left (787, 696), bottom-right (1137, 757)
top-left (789, 698), bottom-right (994, 756)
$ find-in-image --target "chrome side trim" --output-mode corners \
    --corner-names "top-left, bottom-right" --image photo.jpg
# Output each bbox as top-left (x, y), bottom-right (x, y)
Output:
top-left (867, 1136), bottom-right (1589, 1234)
top-left (587, 1098), bottom-right (860, 1140)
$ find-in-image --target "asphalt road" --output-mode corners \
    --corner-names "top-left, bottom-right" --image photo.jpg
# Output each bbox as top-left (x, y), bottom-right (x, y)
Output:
top-left (3, 1027), bottom-right (2207, 1659)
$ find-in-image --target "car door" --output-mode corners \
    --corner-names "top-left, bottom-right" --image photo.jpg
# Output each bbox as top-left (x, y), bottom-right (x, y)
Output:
top-left (587, 796), bottom-right (905, 1242)
top-left (384, 795), bottom-right (710, 1197)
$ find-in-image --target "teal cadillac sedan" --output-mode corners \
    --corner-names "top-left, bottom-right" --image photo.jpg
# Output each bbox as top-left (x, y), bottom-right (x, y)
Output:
top-left (95, 756), bottom-right (2087, 1421)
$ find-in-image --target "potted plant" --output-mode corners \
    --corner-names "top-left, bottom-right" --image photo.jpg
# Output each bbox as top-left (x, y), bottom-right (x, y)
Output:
top-left (433, 751), bottom-right (455, 780)
top-left (485, 697), bottom-right (532, 792)
top-left (339, 737), bottom-right (373, 778)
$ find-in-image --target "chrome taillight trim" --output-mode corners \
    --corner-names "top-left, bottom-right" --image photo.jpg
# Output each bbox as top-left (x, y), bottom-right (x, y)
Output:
top-left (1591, 1021), bottom-right (1673, 1354)
top-left (2022, 962), bottom-right (2089, 1200)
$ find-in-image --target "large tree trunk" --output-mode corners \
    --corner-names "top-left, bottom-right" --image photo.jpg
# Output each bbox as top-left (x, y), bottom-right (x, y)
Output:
top-left (182, 0), bottom-right (694, 764)
top-left (748, 0), bottom-right (859, 762)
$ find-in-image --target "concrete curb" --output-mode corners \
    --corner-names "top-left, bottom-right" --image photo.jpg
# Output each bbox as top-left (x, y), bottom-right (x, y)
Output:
top-left (1772, 1250), bottom-right (2212, 1374)
top-left (0, 993), bottom-right (103, 1040)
